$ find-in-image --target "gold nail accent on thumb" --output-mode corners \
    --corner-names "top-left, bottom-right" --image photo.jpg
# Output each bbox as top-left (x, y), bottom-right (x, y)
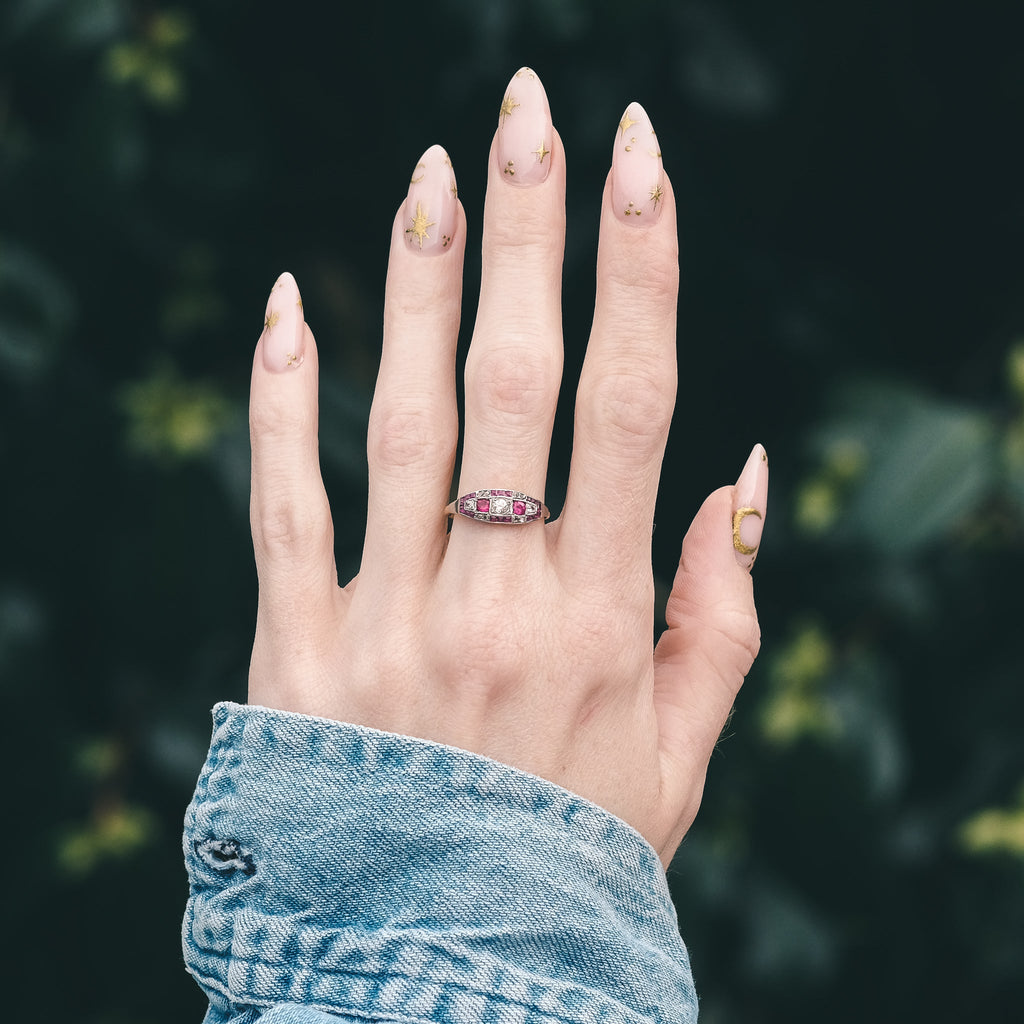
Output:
top-left (733, 507), bottom-right (762, 555)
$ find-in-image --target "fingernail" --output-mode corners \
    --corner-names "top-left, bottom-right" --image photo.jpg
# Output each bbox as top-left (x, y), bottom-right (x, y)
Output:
top-left (261, 272), bottom-right (304, 373)
top-left (733, 444), bottom-right (769, 570)
top-left (496, 67), bottom-right (553, 186)
top-left (403, 144), bottom-right (459, 255)
top-left (612, 101), bottom-right (664, 225)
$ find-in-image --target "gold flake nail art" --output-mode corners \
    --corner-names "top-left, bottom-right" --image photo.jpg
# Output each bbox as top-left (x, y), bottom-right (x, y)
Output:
top-left (261, 272), bottom-right (304, 373)
top-left (496, 68), bottom-right (553, 186)
top-left (406, 200), bottom-right (435, 249)
top-left (612, 102), bottom-right (664, 225)
top-left (499, 94), bottom-right (520, 124)
top-left (403, 144), bottom-right (458, 256)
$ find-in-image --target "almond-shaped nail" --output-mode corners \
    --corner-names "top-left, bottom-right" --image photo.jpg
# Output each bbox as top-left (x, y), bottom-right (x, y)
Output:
top-left (403, 144), bottom-right (458, 256)
top-left (733, 443), bottom-right (769, 570)
top-left (496, 67), bottom-right (553, 186)
top-left (261, 272), bottom-right (304, 373)
top-left (612, 101), bottom-right (664, 225)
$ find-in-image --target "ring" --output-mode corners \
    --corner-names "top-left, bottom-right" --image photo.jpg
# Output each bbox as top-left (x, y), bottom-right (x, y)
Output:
top-left (445, 489), bottom-right (550, 525)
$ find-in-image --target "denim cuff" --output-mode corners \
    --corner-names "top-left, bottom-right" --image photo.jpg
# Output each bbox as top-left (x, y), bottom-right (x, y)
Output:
top-left (183, 702), bottom-right (697, 1024)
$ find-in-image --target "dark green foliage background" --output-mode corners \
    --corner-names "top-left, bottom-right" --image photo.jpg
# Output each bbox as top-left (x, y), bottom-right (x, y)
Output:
top-left (2, 1), bottom-right (1023, 1021)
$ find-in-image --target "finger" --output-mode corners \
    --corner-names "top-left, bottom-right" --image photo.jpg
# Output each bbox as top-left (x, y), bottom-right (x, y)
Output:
top-left (449, 67), bottom-right (563, 555)
top-left (361, 145), bottom-right (465, 590)
top-left (249, 273), bottom-right (338, 696)
top-left (557, 102), bottom-right (679, 589)
top-left (653, 445), bottom-right (769, 791)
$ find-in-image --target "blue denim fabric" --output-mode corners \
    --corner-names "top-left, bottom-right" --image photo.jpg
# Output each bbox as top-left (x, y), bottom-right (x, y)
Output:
top-left (183, 702), bottom-right (698, 1024)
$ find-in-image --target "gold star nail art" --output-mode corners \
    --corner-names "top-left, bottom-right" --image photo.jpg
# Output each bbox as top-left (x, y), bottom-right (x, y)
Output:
top-left (650, 183), bottom-right (664, 207)
top-left (410, 163), bottom-right (425, 184)
top-left (619, 111), bottom-right (638, 135)
top-left (533, 140), bottom-right (550, 163)
top-left (406, 200), bottom-right (435, 248)
top-left (499, 94), bottom-right (520, 124)
top-left (264, 310), bottom-right (280, 331)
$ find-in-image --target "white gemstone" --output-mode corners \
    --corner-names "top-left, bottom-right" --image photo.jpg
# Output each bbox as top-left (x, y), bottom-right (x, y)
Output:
top-left (492, 497), bottom-right (511, 514)
top-left (464, 498), bottom-right (477, 511)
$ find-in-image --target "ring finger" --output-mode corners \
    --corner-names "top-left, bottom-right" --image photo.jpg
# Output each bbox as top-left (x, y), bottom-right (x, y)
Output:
top-left (449, 67), bottom-right (565, 559)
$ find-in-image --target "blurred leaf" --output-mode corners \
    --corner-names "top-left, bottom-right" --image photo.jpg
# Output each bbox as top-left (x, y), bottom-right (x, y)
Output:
top-left (1007, 341), bottom-right (1024, 403)
top-left (56, 802), bottom-right (156, 876)
top-left (799, 383), bottom-right (998, 553)
top-left (762, 626), bottom-right (905, 799)
top-left (74, 738), bottom-right (124, 782)
top-left (102, 8), bottom-right (192, 109)
top-left (744, 880), bottom-right (838, 981)
top-left (761, 621), bottom-right (840, 746)
top-left (0, 586), bottom-right (46, 675)
top-left (119, 361), bottom-right (232, 459)
top-left (0, 239), bottom-right (75, 380)
top-left (960, 785), bottom-right (1024, 859)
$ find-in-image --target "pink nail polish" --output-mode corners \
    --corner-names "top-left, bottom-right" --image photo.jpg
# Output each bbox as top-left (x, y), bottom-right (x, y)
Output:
top-left (733, 444), bottom-right (769, 570)
top-left (496, 67), bottom-right (553, 186)
top-left (611, 101), bottom-right (664, 225)
top-left (403, 144), bottom-right (459, 256)
top-left (261, 272), bottom-right (304, 373)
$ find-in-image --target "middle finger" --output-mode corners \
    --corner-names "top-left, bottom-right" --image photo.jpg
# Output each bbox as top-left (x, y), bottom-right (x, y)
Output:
top-left (449, 68), bottom-right (565, 556)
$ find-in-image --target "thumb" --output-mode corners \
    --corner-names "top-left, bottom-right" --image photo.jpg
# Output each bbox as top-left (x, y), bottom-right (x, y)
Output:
top-left (654, 444), bottom-right (768, 782)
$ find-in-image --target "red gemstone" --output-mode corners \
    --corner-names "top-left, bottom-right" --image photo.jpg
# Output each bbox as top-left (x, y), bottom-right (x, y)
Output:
top-left (477, 498), bottom-right (490, 513)
top-left (512, 501), bottom-right (526, 515)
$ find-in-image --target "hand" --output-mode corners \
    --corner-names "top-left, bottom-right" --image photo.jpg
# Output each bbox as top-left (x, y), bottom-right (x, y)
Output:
top-left (245, 68), bottom-right (768, 866)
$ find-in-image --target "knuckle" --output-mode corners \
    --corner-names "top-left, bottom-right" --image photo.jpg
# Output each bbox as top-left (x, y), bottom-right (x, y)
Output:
top-left (250, 395), bottom-right (318, 444)
top-left (368, 402), bottom-right (455, 472)
top-left (582, 367), bottom-right (676, 455)
top-left (432, 593), bottom-right (534, 694)
top-left (468, 344), bottom-right (560, 421)
top-left (605, 237), bottom-right (679, 298)
top-left (253, 491), bottom-right (332, 563)
top-left (489, 194), bottom-right (563, 255)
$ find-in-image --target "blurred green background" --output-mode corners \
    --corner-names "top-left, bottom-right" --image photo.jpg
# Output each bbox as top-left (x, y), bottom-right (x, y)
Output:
top-left (3, 0), bottom-right (1023, 1021)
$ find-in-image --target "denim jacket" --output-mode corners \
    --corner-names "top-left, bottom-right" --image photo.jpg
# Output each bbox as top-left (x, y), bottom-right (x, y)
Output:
top-left (182, 702), bottom-right (699, 1024)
